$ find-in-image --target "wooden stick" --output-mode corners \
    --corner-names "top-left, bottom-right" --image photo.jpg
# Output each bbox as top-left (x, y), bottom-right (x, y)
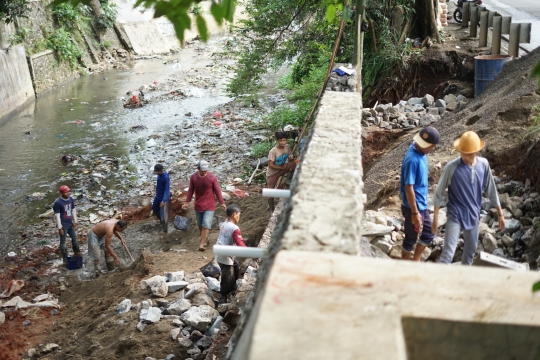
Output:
top-left (123, 243), bottom-right (135, 262)
top-left (248, 159), bottom-right (261, 185)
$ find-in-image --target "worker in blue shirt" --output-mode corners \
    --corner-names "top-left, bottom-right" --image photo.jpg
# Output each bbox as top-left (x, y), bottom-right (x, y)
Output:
top-left (432, 131), bottom-right (505, 265)
top-left (152, 164), bottom-right (170, 232)
top-left (400, 126), bottom-right (440, 261)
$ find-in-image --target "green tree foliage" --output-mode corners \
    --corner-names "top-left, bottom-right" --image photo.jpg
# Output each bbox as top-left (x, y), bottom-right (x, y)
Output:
top-left (96, 0), bottom-right (118, 30)
top-left (52, 3), bottom-right (91, 29)
top-left (51, 0), bottom-right (238, 43)
top-left (226, 0), bottom-right (354, 100)
top-left (0, 0), bottom-right (30, 24)
top-left (47, 27), bottom-right (84, 69)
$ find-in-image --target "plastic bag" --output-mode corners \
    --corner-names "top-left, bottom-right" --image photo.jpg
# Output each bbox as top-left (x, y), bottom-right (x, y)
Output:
top-left (200, 259), bottom-right (221, 278)
top-left (174, 215), bottom-right (191, 231)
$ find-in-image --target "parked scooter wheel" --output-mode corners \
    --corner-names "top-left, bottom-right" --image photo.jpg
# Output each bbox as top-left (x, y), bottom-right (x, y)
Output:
top-left (453, 8), bottom-right (462, 23)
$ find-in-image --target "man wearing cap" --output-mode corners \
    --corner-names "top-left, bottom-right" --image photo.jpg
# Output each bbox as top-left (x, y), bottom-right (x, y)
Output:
top-left (400, 126), bottom-right (440, 261)
top-left (53, 185), bottom-right (81, 263)
top-left (152, 164), bottom-right (170, 233)
top-left (182, 160), bottom-right (227, 251)
top-left (432, 131), bottom-right (505, 265)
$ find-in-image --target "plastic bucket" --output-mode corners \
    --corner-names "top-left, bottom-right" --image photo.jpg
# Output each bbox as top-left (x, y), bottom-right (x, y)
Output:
top-left (66, 256), bottom-right (83, 270)
top-left (474, 55), bottom-right (512, 97)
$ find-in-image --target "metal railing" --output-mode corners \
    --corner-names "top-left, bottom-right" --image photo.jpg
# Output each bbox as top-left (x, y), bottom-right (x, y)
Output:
top-left (462, 2), bottom-right (531, 57)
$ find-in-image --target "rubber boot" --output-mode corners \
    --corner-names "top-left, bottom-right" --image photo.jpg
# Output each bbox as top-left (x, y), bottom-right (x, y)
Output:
top-left (268, 198), bottom-right (275, 212)
top-left (105, 256), bottom-right (115, 272)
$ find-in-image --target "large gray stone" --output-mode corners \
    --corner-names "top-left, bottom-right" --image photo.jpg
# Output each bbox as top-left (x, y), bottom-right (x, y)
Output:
top-left (205, 277), bottom-right (220, 292)
top-left (178, 337), bottom-right (193, 348)
top-left (422, 94), bottom-right (435, 107)
top-left (435, 99), bottom-right (446, 108)
top-left (166, 271), bottom-right (185, 282)
top-left (362, 222), bottom-right (394, 236)
top-left (407, 97), bottom-right (423, 106)
top-left (419, 114), bottom-right (437, 126)
top-left (482, 233), bottom-right (498, 254)
top-left (190, 293), bottom-right (215, 308)
top-left (167, 299), bottom-right (191, 315)
top-left (373, 240), bottom-right (392, 254)
top-left (140, 307), bottom-right (161, 323)
top-left (443, 94), bottom-right (457, 104)
top-left (171, 328), bottom-right (181, 340)
top-left (167, 281), bottom-right (189, 293)
top-left (364, 210), bottom-right (388, 225)
top-left (501, 235), bottom-right (515, 248)
top-left (195, 335), bottom-right (213, 349)
top-left (180, 305), bottom-right (220, 332)
top-left (426, 107), bottom-right (440, 116)
top-left (501, 219), bottom-right (521, 235)
top-left (479, 223), bottom-right (495, 237)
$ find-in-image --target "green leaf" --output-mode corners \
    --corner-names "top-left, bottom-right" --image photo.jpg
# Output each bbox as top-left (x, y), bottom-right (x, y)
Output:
top-left (533, 280), bottom-right (540, 293)
top-left (532, 61), bottom-right (540, 78)
top-left (153, 2), bottom-right (169, 18)
top-left (210, 2), bottom-right (223, 26)
top-left (222, 0), bottom-right (236, 22)
top-left (196, 15), bottom-right (208, 41)
top-left (325, 4), bottom-right (336, 23)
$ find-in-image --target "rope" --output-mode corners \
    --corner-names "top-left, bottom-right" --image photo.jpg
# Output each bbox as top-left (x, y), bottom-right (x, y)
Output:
top-left (291, 0), bottom-right (350, 155)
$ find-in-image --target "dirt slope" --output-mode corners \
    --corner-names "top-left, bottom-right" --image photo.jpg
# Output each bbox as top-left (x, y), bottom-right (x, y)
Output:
top-left (365, 46), bottom-right (540, 200)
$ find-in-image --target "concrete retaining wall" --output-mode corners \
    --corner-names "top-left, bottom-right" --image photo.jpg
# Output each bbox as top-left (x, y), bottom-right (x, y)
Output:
top-left (28, 50), bottom-right (81, 94)
top-left (229, 91), bottom-right (364, 358)
top-left (115, 0), bottom-right (244, 55)
top-left (0, 24), bottom-right (35, 120)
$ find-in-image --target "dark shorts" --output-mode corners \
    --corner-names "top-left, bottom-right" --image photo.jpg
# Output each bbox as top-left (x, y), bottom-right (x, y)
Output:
top-left (401, 205), bottom-right (434, 252)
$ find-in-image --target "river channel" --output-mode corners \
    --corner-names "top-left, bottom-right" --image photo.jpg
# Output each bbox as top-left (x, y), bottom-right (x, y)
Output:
top-left (0, 37), bottom-right (269, 255)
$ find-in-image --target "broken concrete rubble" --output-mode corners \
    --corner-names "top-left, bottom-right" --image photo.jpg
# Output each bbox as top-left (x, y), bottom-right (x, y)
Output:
top-left (180, 305), bottom-right (220, 332)
top-left (140, 307), bottom-right (161, 323)
top-left (167, 299), bottom-right (191, 315)
top-left (167, 281), bottom-right (189, 293)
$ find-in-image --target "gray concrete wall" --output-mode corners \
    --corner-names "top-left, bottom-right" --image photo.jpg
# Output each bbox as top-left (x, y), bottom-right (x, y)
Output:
top-left (0, 24), bottom-right (35, 120)
top-left (115, 0), bottom-right (245, 55)
top-left (229, 91), bottom-right (364, 359)
top-left (28, 50), bottom-right (81, 94)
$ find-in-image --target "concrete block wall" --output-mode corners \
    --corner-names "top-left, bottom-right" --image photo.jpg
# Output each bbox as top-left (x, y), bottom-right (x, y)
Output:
top-left (229, 91), bottom-right (364, 358)
top-left (28, 50), bottom-right (81, 94)
top-left (0, 23), bottom-right (35, 120)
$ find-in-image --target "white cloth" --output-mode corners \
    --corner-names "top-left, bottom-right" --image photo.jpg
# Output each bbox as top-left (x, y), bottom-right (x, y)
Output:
top-left (216, 221), bottom-right (239, 265)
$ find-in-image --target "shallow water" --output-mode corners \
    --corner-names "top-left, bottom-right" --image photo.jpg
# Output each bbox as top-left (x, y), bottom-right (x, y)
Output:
top-left (0, 39), bottom-right (239, 254)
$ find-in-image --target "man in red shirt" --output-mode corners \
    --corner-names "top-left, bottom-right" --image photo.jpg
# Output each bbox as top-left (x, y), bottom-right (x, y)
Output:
top-left (182, 160), bottom-right (227, 251)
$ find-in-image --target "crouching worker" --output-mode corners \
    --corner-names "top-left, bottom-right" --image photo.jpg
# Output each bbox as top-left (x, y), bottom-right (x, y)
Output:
top-left (87, 219), bottom-right (128, 274)
top-left (215, 204), bottom-right (246, 304)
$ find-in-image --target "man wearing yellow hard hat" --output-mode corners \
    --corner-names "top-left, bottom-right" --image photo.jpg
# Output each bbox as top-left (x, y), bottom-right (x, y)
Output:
top-left (432, 131), bottom-right (506, 265)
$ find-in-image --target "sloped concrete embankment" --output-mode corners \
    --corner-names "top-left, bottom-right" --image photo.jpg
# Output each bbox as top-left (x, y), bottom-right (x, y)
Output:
top-left (0, 23), bottom-right (35, 120)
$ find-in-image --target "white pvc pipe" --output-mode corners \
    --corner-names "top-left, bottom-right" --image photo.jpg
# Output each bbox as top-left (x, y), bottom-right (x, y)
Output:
top-left (213, 245), bottom-right (266, 258)
top-left (262, 189), bottom-right (290, 198)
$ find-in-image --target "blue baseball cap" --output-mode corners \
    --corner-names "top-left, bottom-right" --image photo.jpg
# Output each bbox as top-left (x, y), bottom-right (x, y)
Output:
top-left (413, 126), bottom-right (440, 148)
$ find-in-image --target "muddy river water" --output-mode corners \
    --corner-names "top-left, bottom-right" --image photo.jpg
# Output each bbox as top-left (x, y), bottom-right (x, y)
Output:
top-left (0, 38), bottom-right (275, 255)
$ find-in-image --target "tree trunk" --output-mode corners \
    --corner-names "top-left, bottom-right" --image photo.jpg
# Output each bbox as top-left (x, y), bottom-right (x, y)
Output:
top-left (413, 0), bottom-right (440, 43)
top-left (88, 0), bottom-right (102, 17)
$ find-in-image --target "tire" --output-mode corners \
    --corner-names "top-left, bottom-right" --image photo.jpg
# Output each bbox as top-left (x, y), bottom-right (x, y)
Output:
top-left (453, 8), bottom-right (462, 23)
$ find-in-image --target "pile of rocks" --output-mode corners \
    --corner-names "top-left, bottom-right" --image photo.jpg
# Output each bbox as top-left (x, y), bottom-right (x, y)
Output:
top-left (121, 263), bottom-right (258, 360)
top-left (363, 176), bottom-right (540, 268)
top-left (327, 63), bottom-right (357, 92)
top-left (361, 93), bottom-right (468, 130)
